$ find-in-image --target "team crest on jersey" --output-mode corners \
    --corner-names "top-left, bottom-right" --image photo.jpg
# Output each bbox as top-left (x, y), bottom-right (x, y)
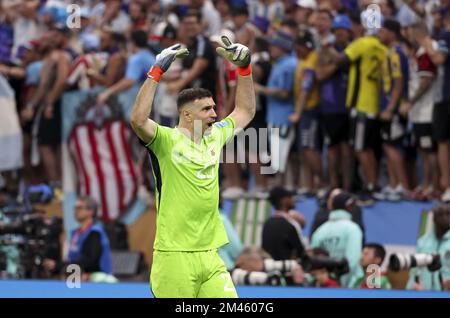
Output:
top-left (215, 120), bottom-right (228, 128)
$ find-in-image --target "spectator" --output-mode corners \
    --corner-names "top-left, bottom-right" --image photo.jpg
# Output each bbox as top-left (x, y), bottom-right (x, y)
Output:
top-left (190, 0), bottom-right (221, 37)
top-left (127, 0), bottom-right (150, 33)
top-left (425, 10), bottom-right (450, 202)
top-left (289, 29), bottom-right (325, 194)
top-left (255, 31), bottom-right (297, 176)
top-left (22, 28), bottom-right (73, 190)
top-left (248, 0), bottom-right (284, 26)
top-left (316, 14), bottom-right (353, 191)
top-left (98, 0), bottom-right (131, 33)
top-left (331, 13), bottom-right (388, 204)
top-left (153, 23), bottom-right (183, 128)
top-left (213, 0), bottom-right (234, 30)
top-left (407, 204), bottom-right (450, 291)
top-left (86, 31), bottom-right (127, 88)
top-left (311, 191), bottom-right (364, 287)
top-left (0, 1), bottom-right (16, 66)
top-left (401, 22), bottom-right (441, 200)
top-left (43, 196), bottom-right (113, 276)
top-left (312, 9), bottom-right (334, 50)
top-left (167, 10), bottom-right (217, 97)
top-left (353, 243), bottom-right (391, 289)
top-left (11, 0), bottom-right (43, 65)
top-left (294, 0), bottom-right (317, 27)
top-left (375, 19), bottom-right (410, 201)
top-left (231, 6), bottom-right (251, 47)
top-left (262, 186), bottom-right (306, 261)
top-left (97, 30), bottom-right (155, 104)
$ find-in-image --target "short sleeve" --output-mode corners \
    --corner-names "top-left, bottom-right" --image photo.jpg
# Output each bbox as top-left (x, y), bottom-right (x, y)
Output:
top-left (280, 63), bottom-right (296, 91)
top-left (418, 52), bottom-right (437, 76)
top-left (345, 38), bottom-right (365, 62)
top-left (125, 54), bottom-right (142, 81)
top-left (301, 68), bottom-right (315, 92)
top-left (145, 124), bottom-right (172, 157)
top-left (390, 52), bottom-right (402, 79)
top-left (212, 116), bottom-right (236, 147)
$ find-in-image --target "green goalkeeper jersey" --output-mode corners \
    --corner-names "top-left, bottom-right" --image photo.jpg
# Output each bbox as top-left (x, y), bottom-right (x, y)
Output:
top-left (145, 117), bottom-right (236, 251)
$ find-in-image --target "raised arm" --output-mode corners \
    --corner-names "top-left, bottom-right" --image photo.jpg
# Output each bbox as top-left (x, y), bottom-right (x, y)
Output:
top-left (130, 44), bottom-right (189, 144)
top-left (216, 36), bottom-right (256, 130)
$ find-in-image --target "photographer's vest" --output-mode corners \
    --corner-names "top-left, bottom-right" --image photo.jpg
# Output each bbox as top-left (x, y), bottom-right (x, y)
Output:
top-left (68, 223), bottom-right (113, 274)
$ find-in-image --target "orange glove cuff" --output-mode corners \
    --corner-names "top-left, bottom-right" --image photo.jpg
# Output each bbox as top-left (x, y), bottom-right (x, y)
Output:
top-left (147, 66), bottom-right (164, 82)
top-left (237, 64), bottom-right (252, 76)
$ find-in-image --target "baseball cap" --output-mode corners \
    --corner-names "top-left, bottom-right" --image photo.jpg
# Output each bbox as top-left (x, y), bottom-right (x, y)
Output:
top-left (296, 29), bottom-right (315, 49)
top-left (332, 14), bottom-right (352, 31)
top-left (296, 0), bottom-right (317, 10)
top-left (269, 31), bottom-right (294, 52)
top-left (332, 192), bottom-right (356, 210)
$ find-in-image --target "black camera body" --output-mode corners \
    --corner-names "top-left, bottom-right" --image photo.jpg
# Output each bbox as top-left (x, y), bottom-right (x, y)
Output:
top-left (0, 211), bottom-right (63, 278)
top-left (300, 256), bottom-right (350, 277)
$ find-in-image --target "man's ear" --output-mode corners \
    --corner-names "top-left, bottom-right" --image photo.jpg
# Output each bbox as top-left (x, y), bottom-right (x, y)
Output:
top-left (183, 109), bottom-right (192, 122)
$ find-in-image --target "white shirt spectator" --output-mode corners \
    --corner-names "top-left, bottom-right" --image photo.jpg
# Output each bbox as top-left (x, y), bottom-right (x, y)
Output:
top-left (409, 41), bottom-right (443, 123)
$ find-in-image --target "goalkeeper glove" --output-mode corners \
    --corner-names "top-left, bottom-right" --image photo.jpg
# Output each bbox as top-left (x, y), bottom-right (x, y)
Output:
top-left (215, 36), bottom-right (252, 75)
top-left (147, 44), bottom-right (189, 82)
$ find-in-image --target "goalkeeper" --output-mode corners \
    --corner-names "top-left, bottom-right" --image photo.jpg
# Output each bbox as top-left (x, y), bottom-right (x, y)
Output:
top-left (130, 38), bottom-right (256, 298)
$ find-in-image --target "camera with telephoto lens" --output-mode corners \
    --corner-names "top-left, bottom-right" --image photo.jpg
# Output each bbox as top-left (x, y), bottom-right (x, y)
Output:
top-left (388, 253), bottom-right (441, 272)
top-left (300, 255), bottom-right (350, 276)
top-left (0, 209), bottom-right (62, 278)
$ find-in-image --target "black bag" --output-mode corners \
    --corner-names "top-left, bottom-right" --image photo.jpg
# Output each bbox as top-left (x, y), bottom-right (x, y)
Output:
top-left (103, 221), bottom-right (129, 250)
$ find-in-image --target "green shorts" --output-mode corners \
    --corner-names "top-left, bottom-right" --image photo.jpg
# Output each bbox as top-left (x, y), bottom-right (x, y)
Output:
top-left (150, 249), bottom-right (238, 298)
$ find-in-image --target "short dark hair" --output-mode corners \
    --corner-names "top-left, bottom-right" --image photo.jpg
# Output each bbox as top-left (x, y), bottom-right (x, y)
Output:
top-left (281, 19), bottom-right (298, 30)
top-left (112, 32), bottom-right (126, 45)
top-left (177, 88), bottom-right (213, 110)
top-left (131, 30), bottom-right (148, 48)
top-left (182, 9), bottom-right (202, 23)
top-left (231, 6), bottom-right (249, 17)
top-left (364, 243), bottom-right (386, 263)
top-left (78, 195), bottom-right (99, 219)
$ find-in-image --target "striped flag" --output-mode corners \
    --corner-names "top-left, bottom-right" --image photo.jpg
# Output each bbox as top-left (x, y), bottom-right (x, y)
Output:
top-left (68, 120), bottom-right (139, 221)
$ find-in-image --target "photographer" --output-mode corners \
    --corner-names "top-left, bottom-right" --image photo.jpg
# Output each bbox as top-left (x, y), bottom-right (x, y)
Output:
top-left (43, 196), bottom-right (113, 276)
top-left (262, 187), bottom-right (307, 261)
top-left (310, 191), bottom-right (364, 288)
top-left (352, 243), bottom-right (391, 289)
top-left (406, 204), bottom-right (450, 291)
top-left (308, 248), bottom-right (341, 288)
top-left (230, 246), bottom-right (305, 286)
